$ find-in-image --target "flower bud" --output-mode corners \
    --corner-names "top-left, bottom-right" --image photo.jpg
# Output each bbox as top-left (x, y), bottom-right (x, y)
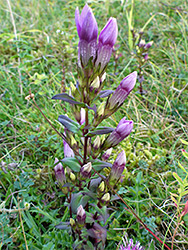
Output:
top-left (101, 72), bottom-right (106, 82)
top-left (70, 172), bottom-right (76, 181)
top-left (76, 205), bottom-right (86, 225)
top-left (144, 53), bottom-right (148, 61)
top-left (109, 151), bottom-right (126, 182)
top-left (75, 4), bottom-right (98, 66)
top-left (100, 193), bottom-right (110, 206)
top-left (144, 41), bottom-right (153, 49)
top-left (97, 101), bottom-right (106, 117)
top-left (108, 71), bottom-right (137, 110)
top-left (93, 136), bottom-right (100, 150)
top-left (70, 218), bottom-right (76, 227)
top-left (70, 135), bottom-right (77, 147)
top-left (103, 118), bottom-right (133, 149)
top-left (102, 148), bottom-right (112, 161)
top-left (80, 162), bottom-right (92, 178)
top-left (63, 140), bottom-right (74, 158)
top-left (101, 193), bottom-right (110, 202)
top-left (138, 39), bottom-right (145, 47)
top-left (80, 108), bottom-right (85, 125)
top-left (90, 76), bottom-right (100, 89)
top-left (98, 181), bottom-right (105, 192)
top-left (70, 82), bottom-right (76, 95)
top-left (54, 158), bottom-right (66, 186)
top-left (95, 17), bottom-right (118, 71)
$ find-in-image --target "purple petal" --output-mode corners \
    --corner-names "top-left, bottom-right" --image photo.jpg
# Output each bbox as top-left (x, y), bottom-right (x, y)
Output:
top-left (109, 72), bottom-right (137, 109)
top-left (99, 17), bottom-right (118, 47)
top-left (75, 7), bottom-right (81, 37)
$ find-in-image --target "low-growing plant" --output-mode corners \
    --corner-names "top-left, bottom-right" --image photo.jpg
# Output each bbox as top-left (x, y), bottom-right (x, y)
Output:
top-left (28, 4), bottom-right (171, 250)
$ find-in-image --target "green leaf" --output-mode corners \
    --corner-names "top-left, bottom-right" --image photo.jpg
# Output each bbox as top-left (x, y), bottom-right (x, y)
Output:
top-left (52, 93), bottom-right (85, 106)
top-left (92, 160), bottom-right (112, 171)
top-left (58, 115), bottom-right (79, 133)
top-left (55, 222), bottom-right (70, 230)
top-left (61, 157), bottom-right (81, 172)
top-left (22, 211), bottom-right (41, 239)
top-left (180, 139), bottom-right (188, 145)
top-left (42, 242), bottom-right (55, 250)
top-left (70, 193), bottom-right (83, 214)
top-left (182, 190), bottom-right (188, 196)
top-left (178, 161), bottom-right (187, 174)
top-left (88, 127), bottom-right (114, 136)
top-left (30, 208), bottom-right (56, 223)
top-left (173, 172), bottom-right (183, 185)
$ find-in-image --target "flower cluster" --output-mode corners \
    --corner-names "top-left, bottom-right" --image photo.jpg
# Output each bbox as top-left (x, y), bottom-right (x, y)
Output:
top-left (75, 4), bottom-right (118, 72)
top-left (52, 4), bottom-right (137, 249)
top-left (131, 29), bottom-right (153, 94)
top-left (119, 237), bottom-right (144, 250)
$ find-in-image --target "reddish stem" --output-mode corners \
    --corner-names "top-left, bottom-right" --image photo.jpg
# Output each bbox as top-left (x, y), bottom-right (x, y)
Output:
top-left (93, 168), bottom-right (171, 250)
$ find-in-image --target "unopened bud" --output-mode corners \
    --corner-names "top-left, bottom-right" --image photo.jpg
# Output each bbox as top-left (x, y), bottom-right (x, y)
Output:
top-left (109, 151), bottom-right (126, 182)
top-left (70, 135), bottom-right (77, 147)
top-left (144, 41), bottom-right (153, 49)
top-left (101, 72), bottom-right (106, 82)
top-left (54, 158), bottom-right (66, 185)
top-left (70, 82), bottom-right (76, 94)
top-left (93, 136), bottom-right (100, 150)
top-left (98, 181), bottom-right (105, 192)
top-left (63, 140), bottom-right (74, 158)
top-left (144, 53), bottom-right (148, 61)
top-left (81, 162), bottom-right (92, 178)
top-left (103, 118), bottom-right (133, 149)
top-left (108, 72), bottom-right (137, 110)
top-left (102, 148), bottom-right (112, 161)
top-left (70, 218), bottom-right (76, 227)
top-left (97, 102), bottom-right (106, 117)
top-left (138, 39), bottom-right (145, 47)
top-left (80, 108), bottom-right (85, 125)
top-left (70, 172), bottom-right (76, 181)
top-left (77, 205), bottom-right (86, 225)
top-left (90, 76), bottom-right (100, 89)
top-left (101, 193), bottom-right (110, 202)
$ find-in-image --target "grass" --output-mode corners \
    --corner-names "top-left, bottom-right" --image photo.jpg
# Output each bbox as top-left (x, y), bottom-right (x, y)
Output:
top-left (0, 0), bottom-right (188, 249)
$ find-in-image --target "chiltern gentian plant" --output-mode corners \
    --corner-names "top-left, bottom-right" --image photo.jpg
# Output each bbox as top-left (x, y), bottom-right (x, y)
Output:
top-left (52, 4), bottom-right (137, 249)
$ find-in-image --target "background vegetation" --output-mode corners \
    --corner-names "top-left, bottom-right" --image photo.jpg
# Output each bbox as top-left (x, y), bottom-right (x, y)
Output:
top-left (0, 0), bottom-right (187, 249)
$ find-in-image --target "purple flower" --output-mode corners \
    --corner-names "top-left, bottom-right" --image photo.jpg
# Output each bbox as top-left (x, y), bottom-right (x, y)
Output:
top-left (102, 148), bottom-right (112, 161)
top-left (144, 41), bottom-right (153, 49)
top-left (75, 4), bottom-right (98, 66)
top-left (138, 39), bottom-right (145, 48)
top-left (103, 118), bottom-right (133, 149)
top-left (95, 17), bottom-right (118, 71)
top-left (63, 140), bottom-right (74, 158)
top-left (109, 151), bottom-right (126, 181)
top-left (119, 238), bottom-right (144, 250)
top-left (108, 71), bottom-right (137, 110)
top-left (144, 53), bottom-right (148, 61)
top-left (76, 205), bottom-right (86, 225)
top-left (80, 162), bottom-right (92, 178)
top-left (54, 158), bottom-right (66, 185)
